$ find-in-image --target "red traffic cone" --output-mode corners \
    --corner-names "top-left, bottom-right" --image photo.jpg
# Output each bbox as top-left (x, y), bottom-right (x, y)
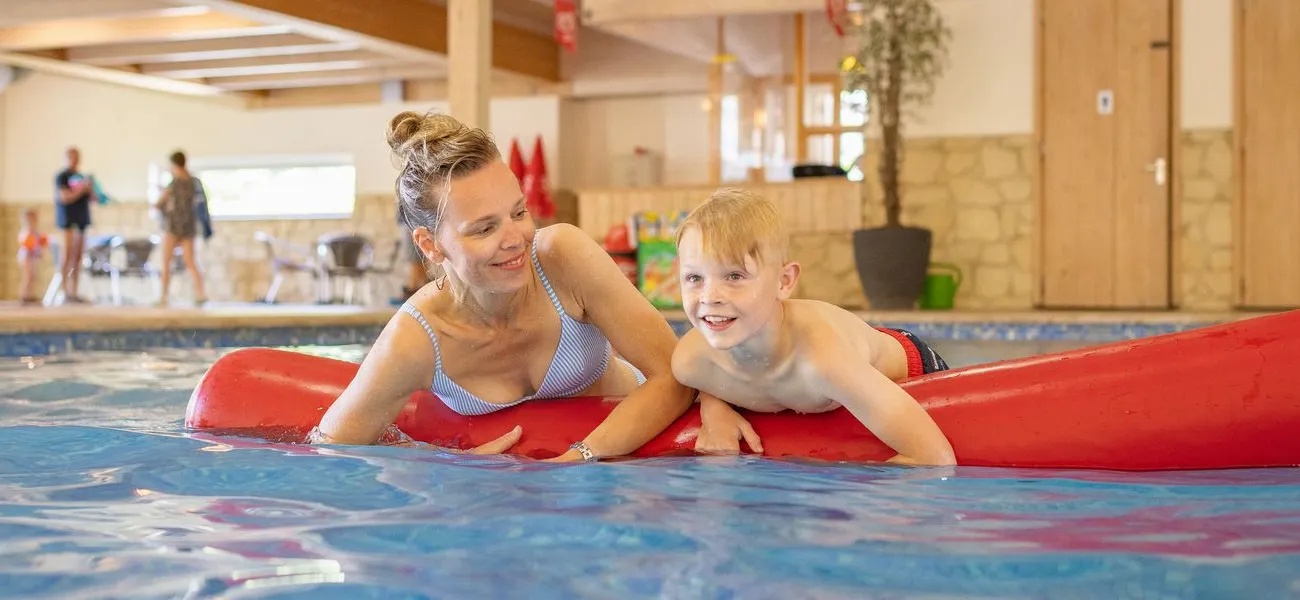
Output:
top-left (507, 138), bottom-right (527, 186)
top-left (523, 135), bottom-right (555, 220)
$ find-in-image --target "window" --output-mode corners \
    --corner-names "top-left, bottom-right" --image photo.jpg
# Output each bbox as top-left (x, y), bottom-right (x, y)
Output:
top-left (148, 154), bottom-right (357, 220)
top-left (799, 77), bottom-right (869, 181)
top-left (719, 94), bottom-right (746, 182)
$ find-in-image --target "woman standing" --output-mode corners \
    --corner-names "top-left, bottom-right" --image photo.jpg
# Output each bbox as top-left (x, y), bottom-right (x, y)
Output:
top-left (154, 150), bottom-right (208, 307)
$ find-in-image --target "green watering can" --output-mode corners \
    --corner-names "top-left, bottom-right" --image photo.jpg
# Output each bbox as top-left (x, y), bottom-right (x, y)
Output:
top-left (919, 262), bottom-right (963, 310)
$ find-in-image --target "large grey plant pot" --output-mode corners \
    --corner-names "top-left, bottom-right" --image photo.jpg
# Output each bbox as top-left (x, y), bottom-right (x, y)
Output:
top-left (852, 226), bottom-right (933, 310)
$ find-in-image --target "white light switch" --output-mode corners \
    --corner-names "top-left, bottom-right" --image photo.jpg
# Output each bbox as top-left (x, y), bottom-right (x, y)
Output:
top-left (1097, 90), bottom-right (1114, 115)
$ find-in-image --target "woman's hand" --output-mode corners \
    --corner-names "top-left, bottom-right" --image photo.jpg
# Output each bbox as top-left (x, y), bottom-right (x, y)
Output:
top-left (694, 393), bottom-right (763, 455)
top-left (388, 425), bottom-right (524, 455)
top-left (537, 224), bottom-right (697, 459)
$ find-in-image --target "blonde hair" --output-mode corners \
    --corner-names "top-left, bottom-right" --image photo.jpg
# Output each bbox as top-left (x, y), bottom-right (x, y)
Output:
top-left (387, 111), bottom-right (501, 236)
top-left (676, 188), bottom-right (789, 268)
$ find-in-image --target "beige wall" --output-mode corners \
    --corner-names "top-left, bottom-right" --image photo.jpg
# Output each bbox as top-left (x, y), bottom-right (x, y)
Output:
top-left (884, 0), bottom-right (1035, 138)
top-left (560, 94), bottom-right (711, 189)
top-left (1, 73), bottom-right (561, 201)
top-left (1181, 0), bottom-right (1233, 129)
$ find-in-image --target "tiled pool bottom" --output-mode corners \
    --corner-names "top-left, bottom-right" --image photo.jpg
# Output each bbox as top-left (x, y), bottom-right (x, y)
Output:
top-left (0, 317), bottom-right (1231, 359)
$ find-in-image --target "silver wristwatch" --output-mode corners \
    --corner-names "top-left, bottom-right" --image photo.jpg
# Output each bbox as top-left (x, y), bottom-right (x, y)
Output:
top-left (569, 441), bottom-right (598, 462)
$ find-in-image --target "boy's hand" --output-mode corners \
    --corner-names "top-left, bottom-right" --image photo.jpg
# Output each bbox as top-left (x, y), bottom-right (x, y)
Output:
top-left (695, 393), bottom-right (763, 455)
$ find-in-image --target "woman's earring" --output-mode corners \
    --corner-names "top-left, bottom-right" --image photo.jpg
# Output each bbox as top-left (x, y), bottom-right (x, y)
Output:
top-left (434, 276), bottom-right (446, 291)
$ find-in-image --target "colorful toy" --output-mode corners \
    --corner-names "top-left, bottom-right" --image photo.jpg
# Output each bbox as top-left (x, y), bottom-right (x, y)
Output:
top-left (19, 232), bottom-right (48, 252)
top-left (635, 210), bottom-right (687, 309)
top-left (91, 175), bottom-right (110, 205)
top-left (603, 222), bottom-right (638, 287)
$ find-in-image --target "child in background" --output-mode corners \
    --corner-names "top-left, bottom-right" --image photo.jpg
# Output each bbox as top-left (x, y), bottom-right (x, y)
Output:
top-left (16, 209), bottom-right (48, 306)
top-left (670, 188), bottom-right (956, 466)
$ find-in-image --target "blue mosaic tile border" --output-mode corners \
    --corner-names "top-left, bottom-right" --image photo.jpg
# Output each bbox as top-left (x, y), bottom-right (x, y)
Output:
top-left (0, 318), bottom-right (1227, 357)
top-left (0, 325), bottom-right (385, 357)
top-left (666, 319), bottom-right (1224, 342)
top-left (856, 320), bottom-right (1223, 342)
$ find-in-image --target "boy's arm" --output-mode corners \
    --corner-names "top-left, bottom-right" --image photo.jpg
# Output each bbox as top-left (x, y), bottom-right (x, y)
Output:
top-left (672, 335), bottom-right (763, 454)
top-left (696, 392), bottom-right (763, 454)
top-left (816, 353), bottom-right (956, 466)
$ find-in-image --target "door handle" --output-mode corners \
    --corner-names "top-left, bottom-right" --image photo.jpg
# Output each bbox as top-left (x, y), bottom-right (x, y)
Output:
top-left (1144, 157), bottom-right (1167, 186)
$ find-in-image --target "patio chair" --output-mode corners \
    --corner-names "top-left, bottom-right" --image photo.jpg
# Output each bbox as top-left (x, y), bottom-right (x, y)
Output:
top-left (316, 233), bottom-right (376, 305)
top-left (255, 231), bottom-right (324, 304)
top-left (108, 235), bottom-right (163, 305)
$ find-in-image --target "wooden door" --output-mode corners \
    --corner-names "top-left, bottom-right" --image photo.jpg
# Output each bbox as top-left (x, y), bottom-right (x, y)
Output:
top-left (1237, 0), bottom-right (1300, 309)
top-left (1038, 0), bottom-right (1173, 308)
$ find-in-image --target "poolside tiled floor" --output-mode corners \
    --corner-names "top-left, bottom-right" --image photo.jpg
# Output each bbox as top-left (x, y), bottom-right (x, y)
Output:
top-left (0, 301), bottom-right (1276, 334)
top-left (0, 301), bottom-right (393, 333)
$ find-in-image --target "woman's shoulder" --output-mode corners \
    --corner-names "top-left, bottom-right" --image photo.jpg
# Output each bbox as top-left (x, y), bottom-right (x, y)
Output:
top-left (532, 223), bottom-right (600, 266)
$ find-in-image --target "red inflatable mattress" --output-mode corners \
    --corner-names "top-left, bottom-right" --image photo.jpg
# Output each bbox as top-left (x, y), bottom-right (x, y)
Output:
top-left (185, 310), bottom-right (1300, 471)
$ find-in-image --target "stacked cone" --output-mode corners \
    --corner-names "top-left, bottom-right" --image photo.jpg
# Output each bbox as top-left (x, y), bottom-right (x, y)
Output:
top-left (507, 138), bottom-right (527, 186)
top-left (522, 135), bottom-right (555, 221)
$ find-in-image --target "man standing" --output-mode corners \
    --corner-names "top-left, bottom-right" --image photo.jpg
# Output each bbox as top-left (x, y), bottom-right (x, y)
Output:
top-left (54, 146), bottom-right (93, 303)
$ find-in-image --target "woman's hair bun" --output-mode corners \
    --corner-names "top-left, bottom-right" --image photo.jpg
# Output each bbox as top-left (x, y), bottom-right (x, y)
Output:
top-left (386, 111), bottom-right (425, 154)
top-left (386, 111), bottom-right (469, 157)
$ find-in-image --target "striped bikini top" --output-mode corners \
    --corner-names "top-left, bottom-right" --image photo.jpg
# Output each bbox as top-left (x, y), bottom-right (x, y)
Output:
top-left (399, 237), bottom-right (612, 416)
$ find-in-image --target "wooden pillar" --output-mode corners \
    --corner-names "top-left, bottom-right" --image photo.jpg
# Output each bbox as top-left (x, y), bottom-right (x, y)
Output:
top-left (793, 12), bottom-right (807, 162)
top-left (747, 75), bottom-right (766, 182)
top-left (448, 0), bottom-right (491, 129)
top-left (709, 17), bottom-right (726, 184)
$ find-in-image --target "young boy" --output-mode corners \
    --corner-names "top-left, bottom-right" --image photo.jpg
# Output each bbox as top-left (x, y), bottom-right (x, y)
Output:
top-left (670, 188), bottom-right (956, 466)
top-left (16, 209), bottom-right (48, 306)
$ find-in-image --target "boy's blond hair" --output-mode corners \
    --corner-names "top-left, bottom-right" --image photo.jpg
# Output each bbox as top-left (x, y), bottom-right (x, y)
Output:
top-left (676, 188), bottom-right (789, 269)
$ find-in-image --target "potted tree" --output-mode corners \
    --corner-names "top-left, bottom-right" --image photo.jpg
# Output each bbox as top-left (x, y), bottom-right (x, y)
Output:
top-left (841, 0), bottom-right (952, 310)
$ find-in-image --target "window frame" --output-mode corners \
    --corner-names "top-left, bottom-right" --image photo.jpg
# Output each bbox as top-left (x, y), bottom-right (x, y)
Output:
top-left (800, 75), bottom-right (868, 179)
top-left (151, 153), bottom-right (359, 222)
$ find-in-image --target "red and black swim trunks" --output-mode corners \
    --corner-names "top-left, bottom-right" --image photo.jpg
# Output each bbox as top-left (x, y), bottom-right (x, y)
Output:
top-left (874, 327), bottom-right (950, 379)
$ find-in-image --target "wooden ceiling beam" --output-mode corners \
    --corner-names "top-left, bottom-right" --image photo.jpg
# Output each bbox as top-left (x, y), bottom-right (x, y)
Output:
top-left (581, 0), bottom-right (822, 24)
top-left (0, 0), bottom-right (188, 27)
top-left (0, 49), bottom-right (247, 104)
top-left (172, 0), bottom-right (560, 81)
top-left (139, 49), bottom-right (401, 78)
top-left (67, 33), bottom-right (356, 66)
top-left (0, 12), bottom-right (287, 51)
top-left (200, 65), bottom-right (445, 91)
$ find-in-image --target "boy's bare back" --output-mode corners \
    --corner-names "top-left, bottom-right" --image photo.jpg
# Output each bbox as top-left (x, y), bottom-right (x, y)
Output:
top-left (673, 298), bottom-right (911, 414)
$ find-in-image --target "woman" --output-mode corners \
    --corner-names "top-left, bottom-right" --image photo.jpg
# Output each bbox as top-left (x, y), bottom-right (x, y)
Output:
top-left (154, 150), bottom-right (207, 307)
top-left (309, 111), bottom-right (696, 461)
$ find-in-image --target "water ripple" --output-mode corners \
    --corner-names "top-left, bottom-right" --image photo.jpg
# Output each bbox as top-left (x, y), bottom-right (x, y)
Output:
top-left (0, 346), bottom-right (1298, 599)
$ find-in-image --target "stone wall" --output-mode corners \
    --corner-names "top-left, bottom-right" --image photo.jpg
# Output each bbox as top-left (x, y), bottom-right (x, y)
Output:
top-left (1, 195), bottom-right (411, 306)
top-left (798, 134), bottom-right (1035, 310)
top-left (790, 130), bottom-right (1238, 312)
top-left (789, 232), bottom-right (866, 308)
top-left (1179, 129), bottom-right (1234, 310)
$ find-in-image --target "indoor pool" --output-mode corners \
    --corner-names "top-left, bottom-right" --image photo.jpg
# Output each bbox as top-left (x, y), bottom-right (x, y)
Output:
top-left (1, 341), bottom-right (1299, 599)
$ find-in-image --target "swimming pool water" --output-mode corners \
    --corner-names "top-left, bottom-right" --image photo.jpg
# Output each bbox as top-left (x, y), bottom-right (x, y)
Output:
top-left (1, 342), bottom-right (1299, 599)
